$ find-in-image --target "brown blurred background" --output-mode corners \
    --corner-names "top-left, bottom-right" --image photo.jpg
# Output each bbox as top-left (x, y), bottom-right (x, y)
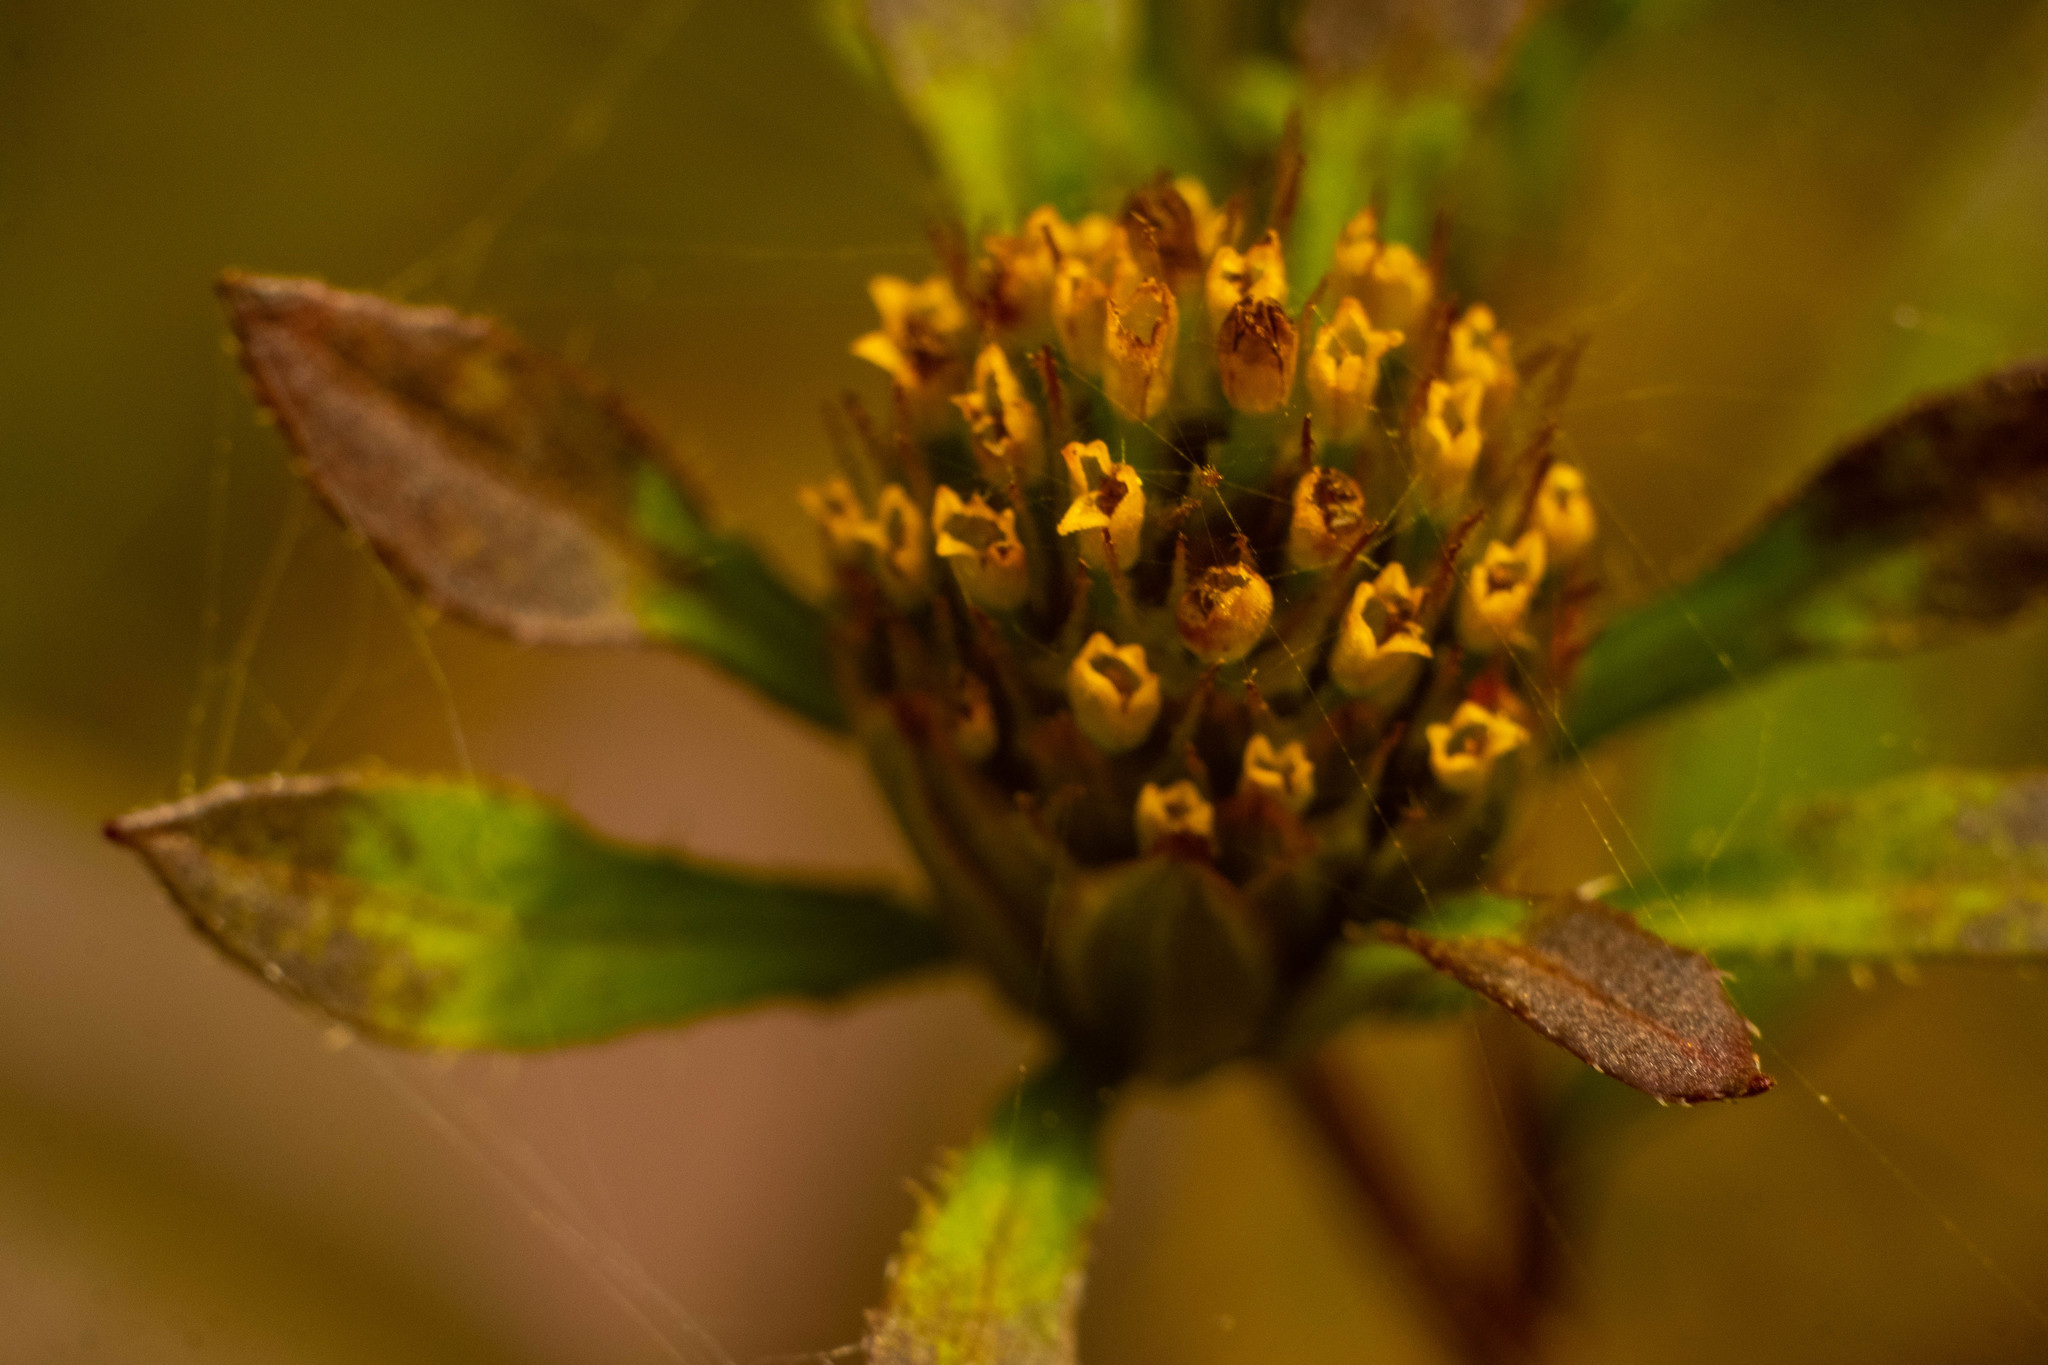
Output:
top-left (4, 1), bottom-right (2048, 1361)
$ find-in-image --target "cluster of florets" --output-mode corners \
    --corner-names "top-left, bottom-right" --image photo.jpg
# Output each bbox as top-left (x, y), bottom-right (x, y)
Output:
top-left (806, 173), bottom-right (1599, 943)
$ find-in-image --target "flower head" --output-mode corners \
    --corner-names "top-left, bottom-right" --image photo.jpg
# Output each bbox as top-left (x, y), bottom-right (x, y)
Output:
top-left (1055, 440), bottom-right (1145, 572)
top-left (1307, 296), bottom-right (1403, 447)
top-left (1457, 532), bottom-right (1548, 653)
top-left (932, 485), bottom-right (1029, 612)
top-left (1136, 779), bottom-right (1217, 855)
top-left (1206, 230), bottom-right (1287, 339)
top-left (1175, 559), bottom-right (1275, 665)
top-left (1426, 700), bottom-right (1530, 797)
top-left (1287, 467), bottom-right (1371, 573)
top-left (1104, 278), bottom-right (1179, 420)
top-left (1239, 734), bottom-right (1315, 814)
top-left (1067, 632), bottom-right (1161, 753)
top-left (1217, 298), bottom-right (1299, 415)
top-left (953, 343), bottom-right (1045, 484)
top-left (1418, 376), bottom-right (1487, 509)
top-left (1534, 463), bottom-right (1597, 566)
top-left (1328, 562), bottom-right (1433, 706)
top-left (851, 273), bottom-right (967, 426)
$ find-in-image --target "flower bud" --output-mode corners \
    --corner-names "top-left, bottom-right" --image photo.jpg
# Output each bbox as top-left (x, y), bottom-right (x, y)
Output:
top-left (1417, 377), bottom-right (1486, 508)
top-left (797, 477), bottom-right (872, 564)
top-left (1448, 303), bottom-right (1516, 417)
top-left (1175, 561), bottom-right (1275, 665)
top-left (1426, 700), bottom-right (1530, 797)
top-left (1067, 632), bottom-right (1161, 753)
top-left (1307, 296), bottom-right (1403, 447)
top-left (1055, 439), bottom-right (1145, 571)
top-left (860, 483), bottom-right (930, 608)
top-left (1359, 242), bottom-right (1433, 337)
top-left (1287, 467), bottom-right (1370, 573)
top-left (932, 485), bottom-right (1029, 612)
top-left (1104, 279), bottom-right (1179, 420)
top-left (1456, 532), bottom-right (1548, 653)
top-left (1136, 780), bottom-right (1217, 855)
top-left (850, 274), bottom-right (967, 425)
top-left (1328, 562), bottom-right (1433, 706)
top-left (1206, 230), bottom-right (1287, 339)
top-left (1533, 463), bottom-right (1597, 567)
top-left (952, 671), bottom-right (997, 763)
top-left (1240, 734), bottom-right (1314, 814)
top-left (952, 344), bottom-right (1045, 484)
top-left (1217, 298), bottom-right (1299, 415)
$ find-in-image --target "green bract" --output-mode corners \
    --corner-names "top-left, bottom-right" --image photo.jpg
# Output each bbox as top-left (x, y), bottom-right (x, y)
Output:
top-left (108, 3), bottom-right (2048, 1361)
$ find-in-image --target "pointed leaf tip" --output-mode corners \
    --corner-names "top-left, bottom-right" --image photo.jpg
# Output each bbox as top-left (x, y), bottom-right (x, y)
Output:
top-left (1384, 900), bottom-right (1773, 1103)
top-left (217, 272), bottom-right (845, 728)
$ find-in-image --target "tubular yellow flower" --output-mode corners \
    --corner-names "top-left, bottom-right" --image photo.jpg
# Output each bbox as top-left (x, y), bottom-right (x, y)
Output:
top-left (1328, 562), bottom-right (1433, 706)
top-left (850, 274), bottom-right (967, 424)
top-left (1055, 439), bottom-right (1145, 571)
top-left (859, 483), bottom-right (930, 608)
top-left (1104, 279), bottom-right (1179, 420)
top-left (1358, 242), bottom-right (1434, 337)
top-left (1457, 532), bottom-right (1548, 653)
top-left (1287, 467), bottom-right (1370, 572)
top-left (1308, 297), bottom-right (1403, 447)
top-left (932, 485), bottom-right (1029, 613)
top-left (952, 671), bottom-right (997, 763)
top-left (1240, 734), bottom-right (1315, 815)
top-left (1205, 230), bottom-right (1287, 339)
top-left (1417, 377), bottom-right (1486, 508)
top-left (1175, 561), bottom-right (1274, 665)
top-left (1217, 298), bottom-right (1299, 415)
top-left (1136, 779), bottom-right (1217, 855)
top-left (797, 476), bottom-right (872, 564)
top-left (1448, 303), bottom-right (1517, 419)
top-left (1426, 700), bottom-right (1530, 797)
top-left (952, 344), bottom-right (1045, 484)
top-left (1067, 632), bottom-right (1161, 754)
top-left (1533, 463), bottom-right (1597, 567)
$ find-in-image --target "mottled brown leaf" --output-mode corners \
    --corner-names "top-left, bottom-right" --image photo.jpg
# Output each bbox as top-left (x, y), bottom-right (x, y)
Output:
top-left (1383, 900), bottom-right (1773, 1102)
top-left (218, 272), bottom-right (843, 726)
top-left (1569, 361), bottom-right (2048, 746)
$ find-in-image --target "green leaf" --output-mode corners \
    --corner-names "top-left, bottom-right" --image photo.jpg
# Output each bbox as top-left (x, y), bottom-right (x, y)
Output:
top-left (219, 273), bottom-right (845, 729)
top-left (1624, 768), bottom-right (2048, 962)
top-left (1566, 362), bottom-right (2048, 748)
top-left (105, 771), bottom-right (949, 1049)
top-left (866, 1059), bottom-right (1106, 1365)
top-left (1286, 895), bottom-right (1772, 1102)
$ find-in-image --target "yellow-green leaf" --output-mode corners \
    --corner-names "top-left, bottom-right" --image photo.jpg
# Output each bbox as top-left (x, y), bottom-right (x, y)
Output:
top-left (107, 771), bottom-right (949, 1049)
top-left (867, 1060), bottom-right (1106, 1365)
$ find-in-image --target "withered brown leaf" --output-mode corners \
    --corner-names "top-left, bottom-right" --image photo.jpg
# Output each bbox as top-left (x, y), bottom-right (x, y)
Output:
top-left (218, 272), bottom-right (842, 725)
top-left (1383, 900), bottom-right (1773, 1103)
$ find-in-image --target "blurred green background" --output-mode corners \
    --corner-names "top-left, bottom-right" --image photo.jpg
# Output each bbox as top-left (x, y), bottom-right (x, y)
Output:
top-left (4, 1), bottom-right (2048, 1361)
